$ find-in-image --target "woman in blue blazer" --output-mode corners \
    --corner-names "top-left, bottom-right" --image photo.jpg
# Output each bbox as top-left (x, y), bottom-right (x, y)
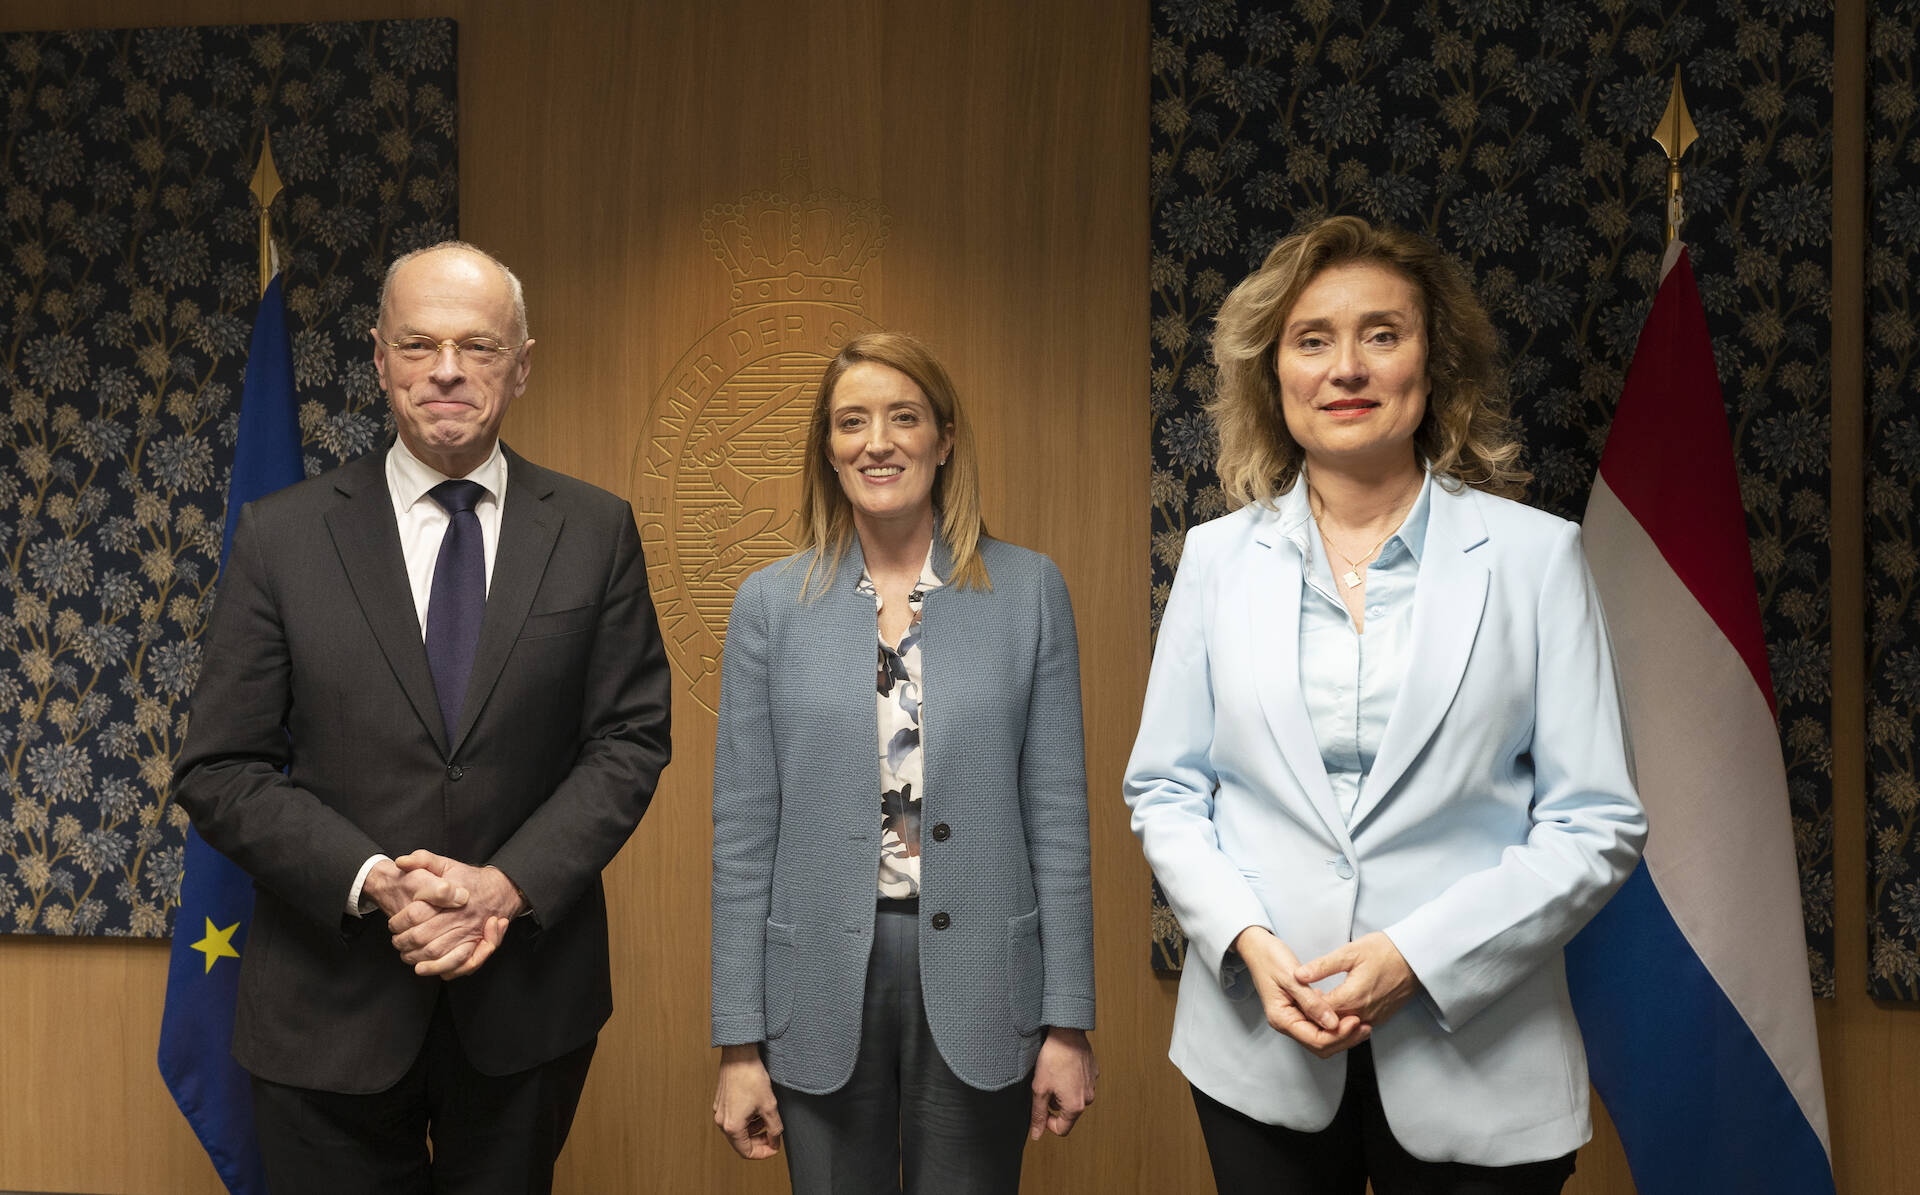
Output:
top-left (1125, 217), bottom-right (1646, 1194)
top-left (710, 332), bottom-right (1097, 1193)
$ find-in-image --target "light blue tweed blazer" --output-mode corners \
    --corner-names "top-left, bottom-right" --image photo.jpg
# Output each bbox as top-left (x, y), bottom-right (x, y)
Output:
top-left (710, 533), bottom-right (1094, 1093)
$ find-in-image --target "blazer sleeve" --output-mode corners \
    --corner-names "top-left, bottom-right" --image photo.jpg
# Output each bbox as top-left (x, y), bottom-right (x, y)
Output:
top-left (485, 504), bottom-right (673, 925)
top-left (710, 568), bottom-right (779, 1046)
top-left (1123, 530), bottom-right (1275, 985)
top-left (1383, 521), bottom-right (1648, 1030)
top-left (172, 503), bottom-right (387, 931)
top-left (1017, 558), bottom-right (1095, 1030)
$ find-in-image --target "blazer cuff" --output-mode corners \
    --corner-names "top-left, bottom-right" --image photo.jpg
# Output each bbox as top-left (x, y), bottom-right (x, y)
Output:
top-left (710, 1014), bottom-right (765, 1047)
top-left (1186, 899), bottom-right (1273, 992)
top-left (1382, 914), bottom-right (1483, 1030)
top-left (1041, 992), bottom-right (1095, 1030)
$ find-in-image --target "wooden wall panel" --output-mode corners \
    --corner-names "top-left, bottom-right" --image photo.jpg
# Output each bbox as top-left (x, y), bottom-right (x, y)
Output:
top-left (0, 2), bottom-right (1901, 1194)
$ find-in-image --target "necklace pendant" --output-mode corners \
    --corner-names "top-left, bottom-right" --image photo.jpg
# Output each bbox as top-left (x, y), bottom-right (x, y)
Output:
top-left (1340, 568), bottom-right (1363, 589)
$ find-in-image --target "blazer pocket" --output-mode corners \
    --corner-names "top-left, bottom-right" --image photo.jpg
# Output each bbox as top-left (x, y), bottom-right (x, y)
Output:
top-left (763, 918), bottom-right (796, 1040)
top-left (517, 603), bottom-right (596, 641)
top-left (1006, 907), bottom-right (1043, 1036)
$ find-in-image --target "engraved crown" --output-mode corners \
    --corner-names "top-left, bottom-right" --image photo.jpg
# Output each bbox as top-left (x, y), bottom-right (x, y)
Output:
top-left (703, 187), bottom-right (888, 313)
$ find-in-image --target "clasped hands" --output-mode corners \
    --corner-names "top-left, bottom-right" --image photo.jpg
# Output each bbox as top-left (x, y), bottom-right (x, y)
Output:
top-left (362, 850), bottom-right (525, 980)
top-left (1233, 926), bottom-right (1420, 1059)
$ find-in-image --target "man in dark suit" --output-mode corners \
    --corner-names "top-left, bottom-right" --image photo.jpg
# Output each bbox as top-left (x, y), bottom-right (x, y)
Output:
top-left (173, 242), bottom-right (672, 1193)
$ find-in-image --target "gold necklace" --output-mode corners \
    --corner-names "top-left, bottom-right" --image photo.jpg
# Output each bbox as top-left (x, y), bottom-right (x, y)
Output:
top-left (1309, 482), bottom-right (1419, 590)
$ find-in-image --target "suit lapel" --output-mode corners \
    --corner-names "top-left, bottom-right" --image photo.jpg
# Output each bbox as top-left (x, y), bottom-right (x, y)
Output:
top-left (1245, 501), bottom-right (1351, 848)
top-left (839, 538), bottom-right (888, 794)
top-left (324, 451), bottom-right (449, 756)
top-left (786, 537), bottom-right (889, 817)
top-left (1350, 483), bottom-right (1489, 829)
top-left (449, 448), bottom-right (561, 756)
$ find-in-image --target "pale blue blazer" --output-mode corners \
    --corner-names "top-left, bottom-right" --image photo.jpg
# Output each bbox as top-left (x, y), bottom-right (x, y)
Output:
top-left (711, 534), bottom-right (1094, 1094)
top-left (1125, 477), bottom-right (1646, 1166)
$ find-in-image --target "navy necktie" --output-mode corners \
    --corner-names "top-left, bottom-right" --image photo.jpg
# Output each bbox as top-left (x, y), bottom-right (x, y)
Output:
top-left (426, 479), bottom-right (486, 742)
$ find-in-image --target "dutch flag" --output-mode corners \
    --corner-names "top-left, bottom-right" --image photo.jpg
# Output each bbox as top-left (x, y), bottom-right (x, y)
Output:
top-left (1565, 243), bottom-right (1834, 1193)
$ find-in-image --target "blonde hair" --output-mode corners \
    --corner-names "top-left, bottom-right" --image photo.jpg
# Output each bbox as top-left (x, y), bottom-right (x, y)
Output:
top-left (795, 332), bottom-right (989, 597)
top-left (1207, 215), bottom-right (1528, 504)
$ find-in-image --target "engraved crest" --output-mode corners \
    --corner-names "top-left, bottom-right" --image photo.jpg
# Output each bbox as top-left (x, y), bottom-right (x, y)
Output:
top-left (634, 166), bottom-right (889, 712)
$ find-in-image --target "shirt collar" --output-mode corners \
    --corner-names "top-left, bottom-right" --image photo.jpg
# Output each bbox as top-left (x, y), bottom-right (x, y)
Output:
top-left (386, 437), bottom-right (507, 516)
top-left (1388, 472), bottom-right (1432, 566)
top-left (1277, 483), bottom-right (1316, 561)
top-left (1277, 468), bottom-right (1433, 566)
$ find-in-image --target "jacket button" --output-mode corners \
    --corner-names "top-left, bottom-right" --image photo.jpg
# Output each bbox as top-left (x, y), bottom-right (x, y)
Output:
top-left (447, 765), bottom-right (464, 781)
top-left (930, 911), bottom-right (951, 930)
top-left (930, 822), bottom-right (950, 841)
top-left (1333, 857), bottom-right (1354, 880)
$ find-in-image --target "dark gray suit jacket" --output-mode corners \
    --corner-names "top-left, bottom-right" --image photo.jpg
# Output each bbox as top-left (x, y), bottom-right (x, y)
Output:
top-left (174, 445), bottom-right (672, 1093)
top-left (710, 535), bottom-right (1094, 1093)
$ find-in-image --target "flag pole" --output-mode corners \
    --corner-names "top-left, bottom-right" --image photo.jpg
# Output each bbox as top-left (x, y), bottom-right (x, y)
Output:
top-left (1652, 69), bottom-right (1698, 247)
top-left (249, 131), bottom-right (283, 296)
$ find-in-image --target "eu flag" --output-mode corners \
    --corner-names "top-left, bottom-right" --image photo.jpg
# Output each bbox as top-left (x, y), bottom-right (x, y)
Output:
top-left (157, 271), bottom-right (302, 1194)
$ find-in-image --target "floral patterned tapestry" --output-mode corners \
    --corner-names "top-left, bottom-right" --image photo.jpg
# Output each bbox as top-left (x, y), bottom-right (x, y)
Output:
top-left (0, 19), bottom-right (457, 937)
top-left (1147, 0), bottom-right (1835, 993)
top-left (1867, 0), bottom-right (1920, 1000)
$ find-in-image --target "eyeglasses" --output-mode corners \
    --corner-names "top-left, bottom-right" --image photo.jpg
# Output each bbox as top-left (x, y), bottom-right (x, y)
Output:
top-left (382, 336), bottom-right (527, 366)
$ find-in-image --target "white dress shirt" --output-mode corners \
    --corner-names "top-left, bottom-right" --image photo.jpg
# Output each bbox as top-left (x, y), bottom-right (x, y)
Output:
top-left (346, 438), bottom-right (509, 914)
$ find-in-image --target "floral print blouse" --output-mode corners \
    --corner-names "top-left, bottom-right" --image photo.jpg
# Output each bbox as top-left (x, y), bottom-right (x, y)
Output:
top-left (857, 551), bottom-right (945, 899)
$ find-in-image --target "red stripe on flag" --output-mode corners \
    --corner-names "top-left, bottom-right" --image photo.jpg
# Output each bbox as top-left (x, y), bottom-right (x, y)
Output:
top-left (1595, 249), bottom-right (1776, 714)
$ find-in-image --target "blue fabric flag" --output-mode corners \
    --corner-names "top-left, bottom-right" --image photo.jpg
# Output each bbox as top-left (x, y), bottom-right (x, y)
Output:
top-left (157, 272), bottom-right (302, 1195)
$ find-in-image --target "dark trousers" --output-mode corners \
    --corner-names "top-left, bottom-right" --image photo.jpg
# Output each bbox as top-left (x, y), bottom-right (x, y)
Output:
top-left (774, 905), bottom-right (1031, 1195)
top-left (1190, 1043), bottom-right (1577, 1195)
top-left (251, 992), bottom-right (596, 1195)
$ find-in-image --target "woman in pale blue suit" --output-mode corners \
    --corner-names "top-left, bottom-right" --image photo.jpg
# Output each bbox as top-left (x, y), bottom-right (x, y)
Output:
top-left (710, 332), bottom-right (1097, 1194)
top-left (1125, 217), bottom-right (1646, 1194)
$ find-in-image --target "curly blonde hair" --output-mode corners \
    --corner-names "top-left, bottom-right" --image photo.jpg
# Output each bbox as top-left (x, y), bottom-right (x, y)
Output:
top-left (1206, 215), bottom-right (1528, 504)
top-left (795, 332), bottom-right (989, 598)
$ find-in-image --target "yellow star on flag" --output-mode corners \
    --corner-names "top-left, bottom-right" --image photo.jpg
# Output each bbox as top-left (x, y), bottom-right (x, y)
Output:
top-left (190, 918), bottom-right (241, 973)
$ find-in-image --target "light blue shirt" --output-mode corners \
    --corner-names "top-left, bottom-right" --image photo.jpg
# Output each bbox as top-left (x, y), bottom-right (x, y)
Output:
top-left (1285, 474), bottom-right (1432, 822)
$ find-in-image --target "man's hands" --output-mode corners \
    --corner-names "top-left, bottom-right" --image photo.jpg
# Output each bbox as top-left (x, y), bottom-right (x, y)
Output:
top-left (1234, 926), bottom-right (1421, 1059)
top-left (362, 856), bottom-right (462, 920)
top-left (713, 1044), bottom-right (783, 1160)
top-left (364, 850), bottom-right (525, 980)
top-left (1028, 1027), bottom-right (1097, 1140)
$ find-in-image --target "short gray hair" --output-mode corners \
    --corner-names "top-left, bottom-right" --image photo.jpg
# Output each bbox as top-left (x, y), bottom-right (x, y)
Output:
top-left (377, 240), bottom-right (529, 342)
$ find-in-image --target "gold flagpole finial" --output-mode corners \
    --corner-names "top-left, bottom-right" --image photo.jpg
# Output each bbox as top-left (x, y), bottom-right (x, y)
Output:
top-left (1651, 68), bottom-right (1698, 247)
top-left (250, 130), bottom-right (284, 297)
